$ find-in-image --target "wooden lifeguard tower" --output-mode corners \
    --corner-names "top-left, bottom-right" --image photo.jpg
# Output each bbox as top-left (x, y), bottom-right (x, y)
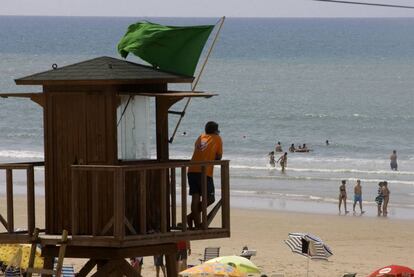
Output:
top-left (0, 56), bottom-right (230, 276)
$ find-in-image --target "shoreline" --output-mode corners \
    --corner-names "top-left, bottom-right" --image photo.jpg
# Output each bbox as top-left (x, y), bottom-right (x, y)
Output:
top-left (230, 194), bottom-right (414, 220)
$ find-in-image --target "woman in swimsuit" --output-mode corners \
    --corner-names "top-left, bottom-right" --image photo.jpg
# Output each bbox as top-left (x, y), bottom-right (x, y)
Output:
top-left (277, 152), bottom-right (287, 172)
top-left (338, 180), bottom-right (349, 214)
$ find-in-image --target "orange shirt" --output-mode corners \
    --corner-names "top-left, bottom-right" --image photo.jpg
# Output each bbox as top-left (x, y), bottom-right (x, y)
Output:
top-left (188, 133), bottom-right (223, 177)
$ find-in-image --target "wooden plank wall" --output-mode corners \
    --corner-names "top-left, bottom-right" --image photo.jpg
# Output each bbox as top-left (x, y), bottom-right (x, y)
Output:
top-left (44, 86), bottom-right (117, 234)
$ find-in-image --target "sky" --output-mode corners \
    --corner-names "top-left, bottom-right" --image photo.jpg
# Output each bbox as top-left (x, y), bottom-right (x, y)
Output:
top-left (1, 0), bottom-right (414, 17)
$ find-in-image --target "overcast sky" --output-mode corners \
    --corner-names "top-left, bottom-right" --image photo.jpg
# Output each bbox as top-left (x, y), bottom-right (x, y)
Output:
top-left (1, 0), bottom-right (414, 17)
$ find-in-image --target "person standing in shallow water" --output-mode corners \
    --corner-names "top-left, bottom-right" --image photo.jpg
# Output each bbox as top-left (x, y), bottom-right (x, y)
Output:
top-left (382, 181), bottom-right (390, 216)
top-left (338, 180), bottom-right (349, 214)
top-left (277, 152), bottom-right (287, 172)
top-left (268, 151), bottom-right (275, 167)
top-left (275, 141), bottom-right (283, 152)
top-left (375, 182), bottom-right (384, 216)
top-left (390, 150), bottom-right (398, 171)
top-left (353, 179), bottom-right (365, 214)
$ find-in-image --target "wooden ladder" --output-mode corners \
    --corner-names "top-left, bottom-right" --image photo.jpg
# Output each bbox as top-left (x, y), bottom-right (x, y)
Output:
top-left (26, 228), bottom-right (68, 277)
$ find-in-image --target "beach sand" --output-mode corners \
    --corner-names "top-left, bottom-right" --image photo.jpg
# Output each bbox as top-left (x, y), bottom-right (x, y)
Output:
top-left (2, 197), bottom-right (414, 276)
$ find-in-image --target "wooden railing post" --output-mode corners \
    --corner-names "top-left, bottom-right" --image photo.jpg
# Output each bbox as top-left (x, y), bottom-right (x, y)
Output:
top-left (27, 165), bottom-right (35, 234)
top-left (221, 162), bottom-right (230, 230)
top-left (71, 168), bottom-right (79, 235)
top-left (6, 169), bottom-right (14, 233)
top-left (181, 167), bottom-right (187, 232)
top-left (91, 172), bottom-right (99, 236)
top-left (160, 169), bottom-right (167, 233)
top-left (114, 168), bottom-right (125, 240)
top-left (201, 166), bottom-right (208, 230)
top-left (139, 170), bottom-right (147, 234)
top-left (170, 168), bottom-right (176, 228)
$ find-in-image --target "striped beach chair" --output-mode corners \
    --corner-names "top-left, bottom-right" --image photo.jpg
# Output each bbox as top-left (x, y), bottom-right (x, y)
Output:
top-left (4, 267), bottom-right (22, 277)
top-left (54, 265), bottom-right (75, 277)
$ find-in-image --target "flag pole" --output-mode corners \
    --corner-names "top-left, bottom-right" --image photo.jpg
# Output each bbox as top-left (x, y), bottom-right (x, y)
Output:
top-left (169, 16), bottom-right (226, 143)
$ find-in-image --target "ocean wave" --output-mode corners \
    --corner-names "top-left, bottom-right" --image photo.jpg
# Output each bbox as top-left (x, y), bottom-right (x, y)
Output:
top-left (0, 150), bottom-right (44, 159)
top-left (230, 164), bottom-right (414, 176)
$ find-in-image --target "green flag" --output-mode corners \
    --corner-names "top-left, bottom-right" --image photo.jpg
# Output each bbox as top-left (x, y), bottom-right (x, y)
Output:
top-left (117, 21), bottom-right (214, 76)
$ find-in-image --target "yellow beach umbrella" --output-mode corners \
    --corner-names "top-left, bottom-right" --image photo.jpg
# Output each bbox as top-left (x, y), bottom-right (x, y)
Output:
top-left (206, 256), bottom-right (261, 274)
top-left (0, 244), bottom-right (44, 269)
top-left (179, 262), bottom-right (243, 277)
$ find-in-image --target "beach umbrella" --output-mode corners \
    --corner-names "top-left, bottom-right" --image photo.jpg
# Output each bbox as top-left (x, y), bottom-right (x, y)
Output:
top-left (179, 262), bottom-right (243, 277)
top-left (285, 233), bottom-right (333, 277)
top-left (205, 255), bottom-right (261, 274)
top-left (0, 244), bottom-right (44, 269)
top-left (368, 265), bottom-right (414, 277)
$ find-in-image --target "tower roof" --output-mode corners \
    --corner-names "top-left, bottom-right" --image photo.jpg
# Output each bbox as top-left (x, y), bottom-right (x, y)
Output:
top-left (15, 56), bottom-right (194, 85)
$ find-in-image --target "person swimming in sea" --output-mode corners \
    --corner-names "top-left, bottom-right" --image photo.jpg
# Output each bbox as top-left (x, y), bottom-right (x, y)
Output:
top-left (289, 144), bottom-right (295, 152)
top-left (275, 141), bottom-right (282, 152)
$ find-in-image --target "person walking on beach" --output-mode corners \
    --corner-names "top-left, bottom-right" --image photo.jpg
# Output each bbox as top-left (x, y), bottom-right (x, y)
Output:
top-left (130, 257), bottom-right (143, 277)
top-left (187, 121), bottom-right (223, 229)
top-left (153, 255), bottom-right (166, 277)
top-left (275, 141), bottom-right (283, 152)
top-left (382, 181), bottom-right (390, 216)
top-left (390, 150), bottom-right (398, 171)
top-left (375, 182), bottom-right (384, 216)
top-left (268, 151), bottom-right (275, 167)
top-left (353, 179), bottom-right (365, 214)
top-left (338, 180), bottom-right (349, 214)
top-left (277, 152), bottom-right (288, 172)
top-left (176, 240), bottom-right (191, 272)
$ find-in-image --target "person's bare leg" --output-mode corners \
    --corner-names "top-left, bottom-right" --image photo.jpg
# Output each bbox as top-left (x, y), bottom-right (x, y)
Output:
top-left (191, 194), bottom-right (201, 227)
top-left (353, 201), bottom-right (356, 212)
top-left (383, 198), bottom-right (389, 216)
top-left (182, 258), bottom-right (187, 271)
top-left (156, 266), bottom-right (160, 277)
top-left (360, 200), bottom-right (364, 213)
top-left (344, 197), bottom-right (349, 213)
top-left (161, 265), bottom-right (166, 277)
top-left (377, 204), bottom-right (382, 216)
top-left (338, 197), bottom-right (342, 213)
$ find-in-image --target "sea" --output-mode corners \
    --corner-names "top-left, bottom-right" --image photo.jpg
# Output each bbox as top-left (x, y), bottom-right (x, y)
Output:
top-left (1, 16), bottom-right (414, 219)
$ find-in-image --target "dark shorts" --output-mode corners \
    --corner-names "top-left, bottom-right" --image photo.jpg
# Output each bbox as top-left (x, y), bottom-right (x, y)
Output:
top-left (153, 255), bottom-right (164, 266)
top-left (176, 249), bottom-right (188, 261)
top-left (188, 172), bottom-right (215, 202)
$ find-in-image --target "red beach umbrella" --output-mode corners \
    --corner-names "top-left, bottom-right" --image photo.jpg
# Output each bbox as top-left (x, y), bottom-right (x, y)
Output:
top-left (368, 265), bottom-right (414, 277)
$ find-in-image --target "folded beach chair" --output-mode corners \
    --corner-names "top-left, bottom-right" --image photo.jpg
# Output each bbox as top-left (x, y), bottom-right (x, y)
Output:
top-left (240, 249), bottom-right (257, 260)
top-left (4, 267), bottom-right (22, 277)
top-left (342, 273), bottom-right (357, 277)
top-left (54, 264), bottom-right (75, 277)
top-left (199, 247), bottom-right (220, 263)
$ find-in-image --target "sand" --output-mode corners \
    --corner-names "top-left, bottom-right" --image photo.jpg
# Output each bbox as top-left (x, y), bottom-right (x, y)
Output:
top-left (2, 196), bottom-right (414, 276)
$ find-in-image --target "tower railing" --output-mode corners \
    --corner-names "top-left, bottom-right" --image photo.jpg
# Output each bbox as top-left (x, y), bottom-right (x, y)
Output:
top-left (0, 162), bottom-right (44, 235)
top-left (70, 160), bottom-right (230, 246)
